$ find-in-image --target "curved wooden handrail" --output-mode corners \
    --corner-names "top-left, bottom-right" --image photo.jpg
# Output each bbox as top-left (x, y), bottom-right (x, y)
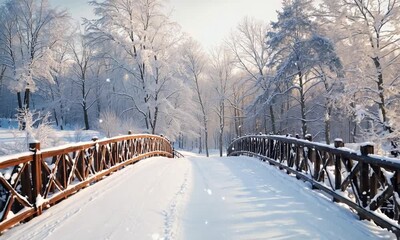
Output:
top-left (0, 133), bottom-right (173, 233)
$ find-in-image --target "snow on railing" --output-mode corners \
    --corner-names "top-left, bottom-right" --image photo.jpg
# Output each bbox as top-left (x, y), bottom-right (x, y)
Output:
top-left (0, 132), bottom-right (173, 233)
top-left (228, 134), bottom-right (400, 237)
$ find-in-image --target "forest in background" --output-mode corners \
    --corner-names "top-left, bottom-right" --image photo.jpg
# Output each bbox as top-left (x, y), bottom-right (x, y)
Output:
top-left (0, 0), bottom-right (399, 157)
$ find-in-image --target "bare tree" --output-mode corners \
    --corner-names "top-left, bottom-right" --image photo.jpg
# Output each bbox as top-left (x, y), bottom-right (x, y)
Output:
top-left (210, 47), bottom-right (234, 157)
top-left (69, 33), bottom-right (96, 130)
top-left (227, 17), bottom-right (274, 133)
top-left (181, 39), bottom-right (210, 157)
top-left (227, 73), bottom-right (247, 138)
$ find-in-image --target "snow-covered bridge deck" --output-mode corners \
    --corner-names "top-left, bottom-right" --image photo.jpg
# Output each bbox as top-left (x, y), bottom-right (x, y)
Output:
top-left (3, 153), bottom-right (395, 239)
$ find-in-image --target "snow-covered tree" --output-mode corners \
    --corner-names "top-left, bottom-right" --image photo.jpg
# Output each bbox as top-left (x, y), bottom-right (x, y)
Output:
top-left (85, 0), bottom-right (185, 137)
top-left (319, 0), bottom-right (400, 154)
top-left (226, 72), bottom-right (247, 138)
top-left (267, 0), bottom-right (342, 140)
top-left (69, 32), bottom-right (98, 130)
top-left (180, 39), bottom-right (210, 156)
top-left (210, 46), bottom-right (234, 156)
top-left (227, 17), bottom-right (274, 133)
top-left (36, 25), bottom-right (76, 130)
top-left (0, 0), bottom-right (68, 112)
top-left (16, 108), bottom-right (56, 149)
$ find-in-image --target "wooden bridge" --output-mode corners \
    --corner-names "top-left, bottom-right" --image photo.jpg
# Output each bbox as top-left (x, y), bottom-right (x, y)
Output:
top-left (0, 133), bottom-right (399, 238)
top-left (0, 133), bottom-right (173, 233)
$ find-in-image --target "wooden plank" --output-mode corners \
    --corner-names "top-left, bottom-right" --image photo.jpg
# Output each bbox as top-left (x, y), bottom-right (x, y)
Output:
top-left (0, 154), bottom-right (34, 169)
top-left (0, 208), bottom-right (36, 233)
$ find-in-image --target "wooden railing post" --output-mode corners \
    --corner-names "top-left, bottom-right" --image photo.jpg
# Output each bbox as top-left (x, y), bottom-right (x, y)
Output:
top-left (370, 166), bottom-right (379, 203)
top-left (360, 144), bottom-right (374, 207)
top-left (303, 134), bottom-right (312, 172)
top-left (310, 147), bottom-right (317, 181)
top-left (29, 142), bottom-right (42, 215)
top-left (305, 134), bottom-right (312, 141)
top-left (394, 172), bottom-right (400, 221)
top-left (287, 140), bottom-right (292, 168)
top-left (77, 148), bottom-right (85, 179)
top-left (334, 139), bottom-right (344, 190)
top-left (92, 137), bottom-right (99, 172)
top-left (268, 139), bottom-right (273, 158)
top-left (280, 142), bottom-right (285, 162)
top-left (295, 135), bottom-right (301, 171)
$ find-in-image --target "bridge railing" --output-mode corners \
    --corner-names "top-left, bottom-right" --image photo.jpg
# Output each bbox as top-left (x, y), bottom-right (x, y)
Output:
top-left (228, 134), bottom-right (400, 236)
top-left (0, 133), bottom-right (173, 233)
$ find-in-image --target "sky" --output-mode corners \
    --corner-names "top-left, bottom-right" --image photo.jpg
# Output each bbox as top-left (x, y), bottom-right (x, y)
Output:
top-left (49, 0), bottom-right (283, 49)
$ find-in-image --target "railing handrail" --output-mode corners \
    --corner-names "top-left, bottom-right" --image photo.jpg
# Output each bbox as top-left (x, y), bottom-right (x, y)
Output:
top-left (229, 135), bottom-right (400, 170)
top-left (0, 134), bottom-right (170, 164)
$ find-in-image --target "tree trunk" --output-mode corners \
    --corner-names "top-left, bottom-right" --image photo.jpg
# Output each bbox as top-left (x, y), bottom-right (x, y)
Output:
top-left (53, 109), bottom-right (59, 127)
top-left (269, 104), bottom-right (276, 134)
top-left (219, 131), bottom-right (223, 157)
top-left (204, 119), bottom-right (209, 157)
top-left (372, 57), bottom-right (388, 126)
top-left (17, 92), bottom-right (26, 130)
top-left (17, 92), bottom-right (22, 109)
top-left (194, 75), bottom-right (209, 157)
top-left (352, 120), bottom-right (357, 143)
top-left (198, 131), bottom-right (202, 154)
top-left (0, 66), bottom-right (5, 104)
top-left (219, 100), bottom-right (225, 157)
top-left (151, 106), bottom-right (158, 134)
top-left (83, 104), bottom-right (90, 130)
top-left (82, 85), bottom-right (90, 130)
top-left (233, 106), bottom-right (241, 137)
top-left (24, 89), bottom-right (30, 109)
top-left (297, 69), bottom-right (307, 138)
top-left (324, 106), bottom-right (332, 145)
top-left (372, 56), bottom-right (398, 155)
top-left (59, 102), bottom-right (65, 130)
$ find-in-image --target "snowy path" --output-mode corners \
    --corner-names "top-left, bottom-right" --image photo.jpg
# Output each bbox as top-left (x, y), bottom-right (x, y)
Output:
top-left (3, 153), bottom-right (395, 239)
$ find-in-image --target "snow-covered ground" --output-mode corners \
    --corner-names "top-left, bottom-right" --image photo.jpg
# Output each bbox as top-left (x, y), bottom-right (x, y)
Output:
top-left (3, 153), bottom-right (396, 239)
top-left (0, 127), bottom-right (102, 155)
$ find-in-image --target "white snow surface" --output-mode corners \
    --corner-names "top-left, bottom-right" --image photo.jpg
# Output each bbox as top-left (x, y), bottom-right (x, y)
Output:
top-left (0, 128), bottom-right (102, 155)
top-left (3, 152), bottom-right (395, 239)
